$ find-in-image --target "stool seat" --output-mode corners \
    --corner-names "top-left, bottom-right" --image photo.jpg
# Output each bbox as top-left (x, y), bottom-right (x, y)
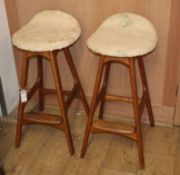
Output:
top-left (14, 10), bottom-right (89, 156)
top-left (81, 12), bottom-right (157, 169)
top-left (12, 10), bottom-right (81, 52)
top-left (87, 13), bottom-right (158, 57)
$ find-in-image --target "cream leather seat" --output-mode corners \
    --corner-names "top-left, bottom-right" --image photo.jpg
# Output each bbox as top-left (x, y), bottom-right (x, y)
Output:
top-left (12, 10), bottom-right (81, 51)
top-left (87, 13), bottom-right (158, 57)
top-left (81, 13), bottom-right (157, 169)
top-left (13, 10), bottom-right (89, 156)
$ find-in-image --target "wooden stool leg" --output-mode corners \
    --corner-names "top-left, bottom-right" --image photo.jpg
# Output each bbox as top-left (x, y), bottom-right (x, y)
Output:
top-left (49, 51), bottom-right (74, 155)
top-left (138, 58), bottom-right (155, 127)
top-left (16, 52), bottom-right (29, 147)
top-left (99, 62), bottom-right (111, 119)
top-left (37, 56), bottom-right (44, 111)
top-left (63, 48), bottom-right (89, 115)
top-left (81, 57), bottom-right (105, 158)
top-left (129, 59), bottom-right (144, 169)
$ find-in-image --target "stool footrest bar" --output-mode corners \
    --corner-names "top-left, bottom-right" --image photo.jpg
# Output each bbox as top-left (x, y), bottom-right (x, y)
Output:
top-left (92, 119), bottom-right (135, 135)
top-left (95, 87), bottom-right (106, 107)
top-left (105, 94), bottom-right (134, 103)
top-left (139, 92), bottom-right (147, 117)
top-left (42, 88), bottom-right (57, 95)
top-left (23, 112), bottom-right (62, 125)
top-left (27, 79), bottom-right (40, 100)
top-left (65, 84), bottom-right (79, 108)
top-left (42, 88), bottom-right (81, 98)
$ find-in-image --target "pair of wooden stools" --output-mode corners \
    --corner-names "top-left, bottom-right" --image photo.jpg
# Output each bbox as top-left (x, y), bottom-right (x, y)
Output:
top-left (12, 10), bottom-right (157, 169)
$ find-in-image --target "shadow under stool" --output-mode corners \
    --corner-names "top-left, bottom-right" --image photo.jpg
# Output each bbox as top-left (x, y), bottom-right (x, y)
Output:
top-left (80, 13), bottom-right (158, 169)
top-left (12, 10), bottom-right (89, 155)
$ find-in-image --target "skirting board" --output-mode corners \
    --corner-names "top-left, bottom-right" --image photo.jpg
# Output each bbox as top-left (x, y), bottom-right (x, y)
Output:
top-left (44, 97), bottom-right (175, 127)
top-left (7, 102), bottom-right (174, 127)
top-left (10, 94), bottom-right (174, 127)
top-left (103, 102), bottom-right (175, 127)
top-left (7, 93), bottom-right (175, 127)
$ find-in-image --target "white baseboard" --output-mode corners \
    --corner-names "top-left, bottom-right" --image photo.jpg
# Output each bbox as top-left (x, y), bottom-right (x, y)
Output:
top-left (44, 100), bottom-right (175, 127)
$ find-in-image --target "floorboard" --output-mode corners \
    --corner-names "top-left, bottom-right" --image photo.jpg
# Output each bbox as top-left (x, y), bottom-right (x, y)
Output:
top-left (0, 110), bottom-right (180, 175)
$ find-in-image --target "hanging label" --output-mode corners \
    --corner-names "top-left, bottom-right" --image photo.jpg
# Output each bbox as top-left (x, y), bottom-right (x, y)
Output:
top-left (20, 89), bottom-right (27, 103)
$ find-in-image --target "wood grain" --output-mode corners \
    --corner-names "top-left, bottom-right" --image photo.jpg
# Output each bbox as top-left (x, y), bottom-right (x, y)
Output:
top-left (4, 0), bottom-right (179, 124)
top-left (163, 0), bottom-right (180, 106)
top-left (169, 0), bottom-right (180, 125)
top-left (1, 113), bottom-right (180, 174)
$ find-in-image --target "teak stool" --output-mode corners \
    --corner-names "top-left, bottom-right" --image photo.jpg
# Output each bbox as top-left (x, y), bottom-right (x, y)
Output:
top-left (80, 13), bottom-right (158, 168)
top-left (12, 10), bottom-right (89, 155)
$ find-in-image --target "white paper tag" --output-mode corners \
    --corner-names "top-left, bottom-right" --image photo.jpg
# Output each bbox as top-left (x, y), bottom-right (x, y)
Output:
top-left (20, 89), bottom-right (27, 103)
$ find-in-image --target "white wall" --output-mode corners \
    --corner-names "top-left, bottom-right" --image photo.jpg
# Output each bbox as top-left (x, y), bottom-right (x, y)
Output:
top-left (0, 0), bottom-right (19, 116)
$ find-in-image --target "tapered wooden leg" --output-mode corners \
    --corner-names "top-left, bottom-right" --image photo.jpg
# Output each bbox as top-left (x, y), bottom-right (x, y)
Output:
top-left (63, 48), bottom-right (89, 115)
top-left (81, 57), bottom-right (105, 158)
top-left (37, 56), bottom-right (44, 111)
top-left (99, 62), bottom-right (111, 119)
top-left (49, 51), bottom-right (74, 155)
top-left (16, 52), bottom-right (29, 147)
top-left (138, 58), bottom-right (155, 127)
top-left (129, 58), bottom-right (144, 169)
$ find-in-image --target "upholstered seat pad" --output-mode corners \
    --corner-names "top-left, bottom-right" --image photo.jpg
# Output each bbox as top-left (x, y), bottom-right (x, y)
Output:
top-left (12, 10), bottom-right (81, 51)
top-left (87, 13), bottom-right (158, 57)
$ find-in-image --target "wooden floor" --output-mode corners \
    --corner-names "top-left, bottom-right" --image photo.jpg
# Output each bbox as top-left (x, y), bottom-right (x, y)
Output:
top-left (0, 109), bottom-right (180, 175)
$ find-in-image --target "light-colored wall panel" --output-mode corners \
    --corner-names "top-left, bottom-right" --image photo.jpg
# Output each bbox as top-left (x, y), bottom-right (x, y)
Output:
top-left (5, 0), bottom-right (179, 124)
top-left (5, 0), bottom-right (21, 81)
top-left (0, 0), bottom-right (19, 114)
top-left (163, 0), bottom-right (180, 107)
top-left (168, 0), bottom-right (180, 125)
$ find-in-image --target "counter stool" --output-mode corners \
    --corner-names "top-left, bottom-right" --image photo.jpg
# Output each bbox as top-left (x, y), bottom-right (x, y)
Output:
top-left (80, 13), bottom-right (157, 168)
top-left (12, 10), bottom-right (89, 155)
